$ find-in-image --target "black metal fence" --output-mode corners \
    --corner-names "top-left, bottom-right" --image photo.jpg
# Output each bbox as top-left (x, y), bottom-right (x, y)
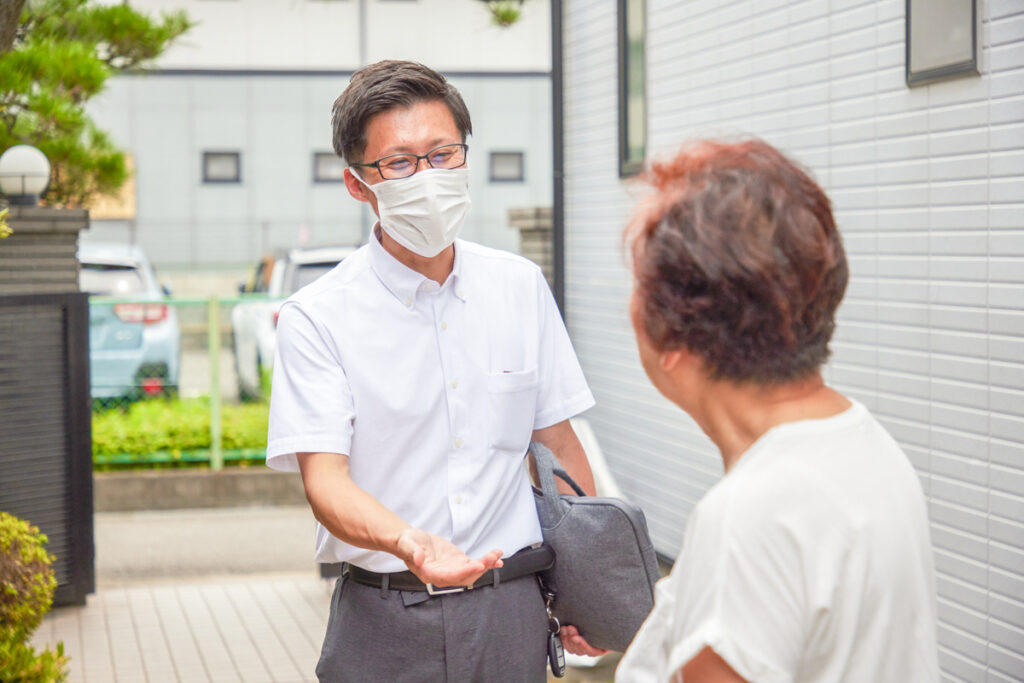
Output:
top-left (0, 292), bottom-right (95, 607)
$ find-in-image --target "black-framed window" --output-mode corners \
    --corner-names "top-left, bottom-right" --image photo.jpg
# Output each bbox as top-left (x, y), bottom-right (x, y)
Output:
top-left (489, 151), bottom-right (524, 182)
top-left (906, 0), bottom-right (977, 87)
top-left (618, 0), bottom-right (646, 177)
top-left (202, 151), bottom-right (241, 184)
top-left (313, 152), bottom-right (345, 183)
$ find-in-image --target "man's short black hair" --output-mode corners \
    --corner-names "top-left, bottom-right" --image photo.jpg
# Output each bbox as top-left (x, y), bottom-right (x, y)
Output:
top-left (331, 60), bottom-right (472, 164)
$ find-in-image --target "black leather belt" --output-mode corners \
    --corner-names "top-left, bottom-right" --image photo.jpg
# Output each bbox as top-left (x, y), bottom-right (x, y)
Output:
top-left (344, 544), bottom-right (554, 595)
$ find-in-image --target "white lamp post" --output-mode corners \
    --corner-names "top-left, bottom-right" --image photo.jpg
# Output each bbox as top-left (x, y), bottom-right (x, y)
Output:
top-left (0, 145), bottom-right (51, 206)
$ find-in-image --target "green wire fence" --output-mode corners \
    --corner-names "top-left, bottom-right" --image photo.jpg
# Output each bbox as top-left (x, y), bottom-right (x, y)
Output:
top-left (89, 295), bottom-right (279, 471)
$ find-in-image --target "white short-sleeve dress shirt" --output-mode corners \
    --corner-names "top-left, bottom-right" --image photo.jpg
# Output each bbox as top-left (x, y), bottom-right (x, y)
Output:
top-left (266, 232), bottom-right (595, 572)
top-left (617, 401), bottom-right (939, 683)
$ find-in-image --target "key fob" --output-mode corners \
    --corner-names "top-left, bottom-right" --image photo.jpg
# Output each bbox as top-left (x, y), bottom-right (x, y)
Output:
top-left (548, 630), bottom-right (566, 678)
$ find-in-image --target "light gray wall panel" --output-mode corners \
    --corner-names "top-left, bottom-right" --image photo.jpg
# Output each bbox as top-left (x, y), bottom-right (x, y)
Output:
top-left (134, 109), bottom-right (194, 223)
top-left (452, 76), bottom-right (554, 254)
top-left (563, 0), bottom-right (1024, 680)
top-left (563, 0), bottom-right (719, 562)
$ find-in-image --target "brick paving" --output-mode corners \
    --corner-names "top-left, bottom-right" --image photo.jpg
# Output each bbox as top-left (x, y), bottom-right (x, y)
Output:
top-left (27, 506), bottom-right (622, 681)
top-left (31, 573), bottom-right (331, 683)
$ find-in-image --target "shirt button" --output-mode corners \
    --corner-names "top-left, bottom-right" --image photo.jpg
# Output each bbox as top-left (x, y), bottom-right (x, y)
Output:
top-left (457, 289), bottom-right (465, 298)
top-left (455, 495), bottom-right (464, 505)
top-left (450, 380), bottom-right (458, 389)
top-left (441, 321), bottom-right (448, 331)
top-left (404, 298), bottom-right (412, 307)
top-left (454, 437), bottom-right (463, 448)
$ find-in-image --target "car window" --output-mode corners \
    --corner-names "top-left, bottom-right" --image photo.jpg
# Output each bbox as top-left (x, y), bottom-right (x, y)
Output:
top-left (245, 258), bottom-right (273, 293)
top-left (252, 262), bottom-right (267, 293)
top-left (242, 263), bottom-right (262, 293)
top-left (79, 264), bottom-right (146, 296)
top-left (288, 262), bottom-right (337, 294)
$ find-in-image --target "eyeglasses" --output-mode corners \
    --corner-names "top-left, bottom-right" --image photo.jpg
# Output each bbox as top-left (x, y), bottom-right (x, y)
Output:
top-left (351, 143), bottom-right (468, 180)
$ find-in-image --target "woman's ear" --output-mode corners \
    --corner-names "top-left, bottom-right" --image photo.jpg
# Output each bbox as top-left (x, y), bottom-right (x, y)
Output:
top-left (661, 347), bottom-right (706, 381)
top-left (660, 348), bottom-right (684, 372)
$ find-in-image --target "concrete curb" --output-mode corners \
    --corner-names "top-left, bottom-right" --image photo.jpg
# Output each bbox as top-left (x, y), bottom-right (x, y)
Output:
top-left (94, 468), bottom-right (307, 512)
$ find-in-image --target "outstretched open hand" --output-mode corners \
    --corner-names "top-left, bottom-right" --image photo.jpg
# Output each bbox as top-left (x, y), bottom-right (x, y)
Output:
top-left (397, 528), bottom-right (504, 587)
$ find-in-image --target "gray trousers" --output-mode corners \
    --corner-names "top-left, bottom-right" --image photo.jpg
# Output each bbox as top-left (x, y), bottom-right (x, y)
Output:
top-left (315, 570), bottom-right (550, 682)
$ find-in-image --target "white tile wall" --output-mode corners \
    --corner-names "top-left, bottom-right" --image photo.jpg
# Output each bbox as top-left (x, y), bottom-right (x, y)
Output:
top-left (562, 1), bottom-right (1024, 680)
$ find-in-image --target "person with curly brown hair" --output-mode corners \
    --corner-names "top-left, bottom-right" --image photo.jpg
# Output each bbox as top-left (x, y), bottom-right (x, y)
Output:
top-left (616, 139), bottom-right (939, 683)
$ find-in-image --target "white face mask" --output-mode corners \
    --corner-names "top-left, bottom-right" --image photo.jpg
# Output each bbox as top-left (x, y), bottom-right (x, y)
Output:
top-left (353, 167), bottom-right (471, 258)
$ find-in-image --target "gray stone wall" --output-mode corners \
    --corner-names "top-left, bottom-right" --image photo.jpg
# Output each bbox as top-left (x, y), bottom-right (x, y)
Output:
top-left (0, 206), bottom-right (88, 294)
top-left (508, 206), bottom-right (553, 290)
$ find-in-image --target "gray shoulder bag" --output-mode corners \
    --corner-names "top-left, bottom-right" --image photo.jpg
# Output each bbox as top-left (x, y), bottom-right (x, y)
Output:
top-left (529, 441), bottom-right (660, 653)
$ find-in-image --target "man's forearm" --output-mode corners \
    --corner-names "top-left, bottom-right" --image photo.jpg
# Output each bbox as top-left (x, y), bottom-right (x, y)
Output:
top-left (297, 452), bottom-right (410, 557)
top-left (296, 451), bottom-right (504, 587)
top-left (532, 420), bottom-right (597, 496)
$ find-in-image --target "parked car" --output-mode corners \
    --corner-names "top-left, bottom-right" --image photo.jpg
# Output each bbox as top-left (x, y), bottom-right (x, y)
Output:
top-left (78, 243), bottom-right (181, 403)
top-left (232, 245), bottom-right (357, 401)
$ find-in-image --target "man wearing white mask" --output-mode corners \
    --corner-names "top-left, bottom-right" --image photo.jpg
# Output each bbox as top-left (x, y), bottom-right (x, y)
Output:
top-left (266, 60), bottom-right (603, 681)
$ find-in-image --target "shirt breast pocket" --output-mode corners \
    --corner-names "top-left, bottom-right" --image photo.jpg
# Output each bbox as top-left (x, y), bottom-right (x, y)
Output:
top-left (486, 368), bottom-right (541, 454)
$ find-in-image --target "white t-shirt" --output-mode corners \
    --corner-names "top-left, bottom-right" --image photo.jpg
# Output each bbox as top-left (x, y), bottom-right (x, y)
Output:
top-left (617, 401), bottom-right (939, 683)
top-left (266, 232), bottom-right (595, 572)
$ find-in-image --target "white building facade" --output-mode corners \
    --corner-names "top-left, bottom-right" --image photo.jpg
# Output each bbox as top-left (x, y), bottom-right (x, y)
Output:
top-left (86, 0), bottom-right (554, 269)
top-left (560, 1), bottom-right (1023, 681)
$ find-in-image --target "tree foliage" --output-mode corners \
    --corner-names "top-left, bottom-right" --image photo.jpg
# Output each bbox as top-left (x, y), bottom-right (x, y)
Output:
top-left (0, 0), bottom-right (192, 207)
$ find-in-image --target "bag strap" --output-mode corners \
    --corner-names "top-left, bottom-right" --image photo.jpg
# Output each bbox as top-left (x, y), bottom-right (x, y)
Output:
top-left (529, 441), bottom-right (587, 527)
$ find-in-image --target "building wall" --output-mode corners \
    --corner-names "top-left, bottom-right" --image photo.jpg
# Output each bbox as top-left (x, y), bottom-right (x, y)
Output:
top-left (562, 1), bottom-right (1024, 680)
top-left (83, 0), bottom-right (553, 270)
top-left (133, 0), bottom-right (551, 72)
top-left (85, 73), bottom-right (551, 267)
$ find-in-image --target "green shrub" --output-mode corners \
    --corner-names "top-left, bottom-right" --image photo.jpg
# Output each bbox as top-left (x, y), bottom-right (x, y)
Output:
top-left (0, 640), bottom-right (67, 683)
top-left (0, 513), bottom-right (68, 682)
top-left (91, 396), bottom-right (269, 469)
top-left (0, 514), bottom-right (54, 642)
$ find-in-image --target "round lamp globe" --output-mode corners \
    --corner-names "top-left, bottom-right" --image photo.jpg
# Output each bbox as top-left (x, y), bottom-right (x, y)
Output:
top-left (0, 145), bottom-right (51, 205)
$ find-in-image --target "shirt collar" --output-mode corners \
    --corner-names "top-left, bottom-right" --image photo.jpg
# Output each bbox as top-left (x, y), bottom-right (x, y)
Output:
top-left (368, 225), bottom-right (467, 307)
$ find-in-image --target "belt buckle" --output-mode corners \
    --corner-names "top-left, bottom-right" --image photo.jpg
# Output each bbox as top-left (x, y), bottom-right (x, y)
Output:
top-left (426, 583), bottom-right (468, 595)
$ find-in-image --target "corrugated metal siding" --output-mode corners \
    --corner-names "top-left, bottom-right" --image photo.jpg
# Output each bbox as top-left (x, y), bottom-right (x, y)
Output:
top-left (562, 1), bottom-right (1024, 680)
top-left (0, 294), bottom-right (94, 606)
top-left (0, 307), bottom-right (73, 587)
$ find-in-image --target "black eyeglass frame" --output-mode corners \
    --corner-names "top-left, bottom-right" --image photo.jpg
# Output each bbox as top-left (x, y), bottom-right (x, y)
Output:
top-left (350, 143), bottom-right (469, 180)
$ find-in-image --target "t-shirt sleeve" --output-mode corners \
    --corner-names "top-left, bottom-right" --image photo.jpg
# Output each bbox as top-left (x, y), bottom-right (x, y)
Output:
top-left (265, 300), bottom-right (355, 472)
top-left (656, 489), bottom-right (809, 683)
top-left (531, 267), bottom-right (595, 429)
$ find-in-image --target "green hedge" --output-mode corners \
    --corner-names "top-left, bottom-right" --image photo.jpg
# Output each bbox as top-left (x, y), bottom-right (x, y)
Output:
top-left (92, 397), bottom-right (269, 470)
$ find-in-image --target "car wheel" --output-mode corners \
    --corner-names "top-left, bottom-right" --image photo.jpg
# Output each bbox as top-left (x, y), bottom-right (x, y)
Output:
top-left (237, 360), bottom-right (262, 403)
top-left (233, 332), bottom-right (257, 402)
top-left (254, 356), bottom-right (269, 402)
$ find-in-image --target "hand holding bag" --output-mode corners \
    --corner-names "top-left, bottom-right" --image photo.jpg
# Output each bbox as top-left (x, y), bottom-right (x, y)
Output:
top-left (529, 441), bottom-right (660, 652)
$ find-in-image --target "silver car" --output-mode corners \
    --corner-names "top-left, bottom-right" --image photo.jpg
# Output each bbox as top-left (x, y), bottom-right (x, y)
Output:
top-left (78, 242), bottom-right (181, 403)
top-left (231, 245), bottom-right (357, 401)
